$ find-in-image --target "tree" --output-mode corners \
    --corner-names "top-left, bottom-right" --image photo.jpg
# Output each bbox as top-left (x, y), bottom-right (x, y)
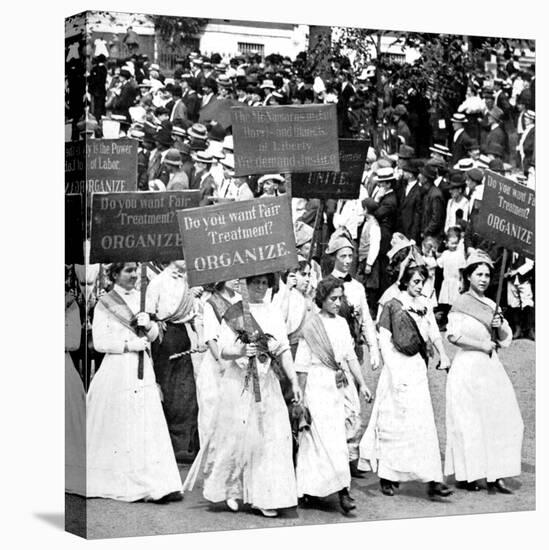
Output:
top-left (151, 15), bottom-right (209, 53)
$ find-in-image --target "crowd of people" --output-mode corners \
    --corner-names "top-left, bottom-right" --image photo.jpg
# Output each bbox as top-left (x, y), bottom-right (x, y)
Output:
top-left (65, 43), bottom-right (533, 519)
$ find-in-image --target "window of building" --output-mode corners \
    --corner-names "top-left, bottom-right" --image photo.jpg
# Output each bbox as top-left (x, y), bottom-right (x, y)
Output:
top-left (238, 42), bottom-right (265, 57)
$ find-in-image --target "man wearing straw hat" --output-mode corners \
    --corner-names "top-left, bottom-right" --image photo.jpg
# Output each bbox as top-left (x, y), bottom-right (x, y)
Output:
top-left (518, 110), bottom-right (535, 175)
top-left (450, 113), bottom-right (472, 165)
top-left (484, 106), bottom-right (509, 162)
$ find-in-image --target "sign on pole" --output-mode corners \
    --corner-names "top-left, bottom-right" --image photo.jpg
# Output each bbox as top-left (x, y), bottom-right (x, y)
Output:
top-left (65, 138), bottom-right (138, 194)
top-left (231, 104), bottom-right (340, 177)
top-left (177, 195), bottom-right (298, 287)
top-left (90, 190), bottom-right (200, 263)
top-left (291, 139), bottom-right (368, 199)
top-left (475, 170), bottom-right (535, 258)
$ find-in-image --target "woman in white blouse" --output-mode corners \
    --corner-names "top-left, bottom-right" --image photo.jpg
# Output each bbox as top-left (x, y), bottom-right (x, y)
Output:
top-left (87, 262), bottom-right (183, 503)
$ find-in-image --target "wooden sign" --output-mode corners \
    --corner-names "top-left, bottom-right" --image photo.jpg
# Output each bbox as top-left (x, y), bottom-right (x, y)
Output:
top-left (231, 104), bottom-right (340, 177)
top-left (291, 139), bottom-right (368, 199)
top-left (65, 193), bottom-right (84, 264)
top-left (475, 170), bottom-right (535, 258)
top-left (90, 190), bottom-right (200, 263)
top-left (65, 138), bottom-right (138, 194)
top-left (177, 195), bottom-right (299, 287)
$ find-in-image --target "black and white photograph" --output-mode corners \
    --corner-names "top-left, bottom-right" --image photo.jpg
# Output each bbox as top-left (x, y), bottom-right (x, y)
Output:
top-left (4, 2), bottom-right (545, 548)
top-left (60, 6), bottom-right (539, 540)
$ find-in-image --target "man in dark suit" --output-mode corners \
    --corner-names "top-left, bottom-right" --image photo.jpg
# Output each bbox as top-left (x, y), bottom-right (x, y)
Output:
top-left (519, 110), bottom-right (535, 175)
top-left (372, 167), bottom-right (399, 293)
top-left (393, 104), bottom-right (413, 152)
top-left (450, 113), bottom-right (471, 164)
top-left (493, 78), bottom-right (512, 122)
top-left (181, 75), bottom-right (201, 123)
top-left (112, 69), bottom-right (139, 121)
top-left (420, 163), bottom-right (445, 241)
top-left (396, 159), bottom-right (423, 244)
top-left (484, 107), bottom-right (509, 162)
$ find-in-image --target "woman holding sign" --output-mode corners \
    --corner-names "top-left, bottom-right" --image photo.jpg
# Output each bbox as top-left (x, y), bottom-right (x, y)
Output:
top-left (185, 273), bottom-right (302, 518)
top-left (87, 262), bottom-right (183, 503)
top-left (444, 250), bottom-right (523, 493)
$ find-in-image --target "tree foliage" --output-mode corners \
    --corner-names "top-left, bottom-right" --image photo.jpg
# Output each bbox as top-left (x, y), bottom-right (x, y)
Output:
top-left (151, 15), bottom-right (209, 50)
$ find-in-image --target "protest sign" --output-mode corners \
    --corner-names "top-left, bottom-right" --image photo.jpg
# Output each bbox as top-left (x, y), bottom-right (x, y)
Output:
top-left (291, 139), bottom-right (368, 199)
top-left (90, 190), bottom-right (200, 263)
top-left (65, 193), bottom-right (84, 264)
top-left (475, 170), bottom-right (535, 258)
top-left (231, 104), bottom-right (340, 177)
top-left (65, 138), bottom-right (138, 194)
top-left (177, 195), bottom-right (298, 287)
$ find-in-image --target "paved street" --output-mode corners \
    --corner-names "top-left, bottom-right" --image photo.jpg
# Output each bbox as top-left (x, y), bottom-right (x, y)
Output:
top-left (67, 337), bottom-right (535, 539)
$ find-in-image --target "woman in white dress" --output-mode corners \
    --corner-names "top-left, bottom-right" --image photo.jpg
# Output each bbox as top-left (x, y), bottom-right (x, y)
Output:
top-left (295, 277), bottom-right (372, 514)
top-left (445, 250), bottom-right (524, 493)
top-left (184, 273), bottom-right (302, 518)
top-left (87, 262), bottom-right (183, 503)
top-left (65, 290), bottom-right (86, 496)
top-left (196, 279), bottom-right (241, 444)
top-left (359, 264), bottom-right (453, 498)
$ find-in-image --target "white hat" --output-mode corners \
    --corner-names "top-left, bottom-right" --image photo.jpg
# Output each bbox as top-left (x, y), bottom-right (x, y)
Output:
top-left (258, 174), bottom-right (285, 185)
top-left (222, 135), bottom-right (234, 151)
top-left (450, 113), bottom-right (467, 123)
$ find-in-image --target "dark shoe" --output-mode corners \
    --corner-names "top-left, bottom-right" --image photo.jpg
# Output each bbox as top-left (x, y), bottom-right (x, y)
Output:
top-left (151, 491), bottom-right (183, 504)
top-left (349, 459), bottom-right (366, 478)
top-left (456, 480), bottom-right (481, 491)
top-left (380, 478), bottom-right (394, 496)
top-left (339, 493), bottom-right (356, 513)
top-left (513, 326), bottom-right (524, 340)
top-left (301, 494), bottom-right (323, 507)
top-left (487, 479), bottom-right (513, 495)
top-left (427, 482), bottom-right (453, 498)
top-left (526, 328), bottom-right (535, 341)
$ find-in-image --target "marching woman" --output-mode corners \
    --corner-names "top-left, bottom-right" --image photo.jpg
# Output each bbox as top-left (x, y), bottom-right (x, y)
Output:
top-left (295, 277), bottom-right (372, 514)
top-left (184, 273), bottom-right (302, 518)
top-left (65, 288), bottom-right (86, 496)
top-left (359, 263), bottom-right (453, 499)
top-left (196, 279), bottom-right (241, 443)
top-left (444, 250), bottom-right (524, 493)
top-left (87, 262), bottom-right (183, 503)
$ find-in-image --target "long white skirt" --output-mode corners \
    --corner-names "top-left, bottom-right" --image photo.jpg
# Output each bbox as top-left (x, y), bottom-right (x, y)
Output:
top-left (201, 361), bottom-right (297, 510)
top-left (296, 366), bottom-right (350, 497)
top-left (445, 348), bottom-right (524, 482)
top-left (86, 351), bottom-right (182, 501)
top-left (359, 349), bottom-right (443, 483)
top-left (65, 353), bottom-right (86, 496)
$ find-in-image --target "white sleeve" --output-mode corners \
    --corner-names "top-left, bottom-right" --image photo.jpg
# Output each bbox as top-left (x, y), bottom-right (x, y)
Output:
top-left (92, 302), bottom-right (126, 354)
top-left (293, 337), bottom-right (312, 374)
top-left (516, 258), bottom-right (534, 276)
top-left (203, 302), bottom-right (221, 343)
top-left (366, 223), bottom-right (381, 266)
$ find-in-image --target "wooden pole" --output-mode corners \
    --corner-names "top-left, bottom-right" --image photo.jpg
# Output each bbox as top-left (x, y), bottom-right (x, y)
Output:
top-left (492, 248), bottom-right (509, 343)
top-left (309, 200), bottom-right (325, 263)
top-left (137, 262), bottom-right (148, 380)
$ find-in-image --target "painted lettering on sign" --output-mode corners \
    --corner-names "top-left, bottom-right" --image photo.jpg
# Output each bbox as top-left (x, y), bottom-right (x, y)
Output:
top-left (177, 196), bottom-right (298, 287)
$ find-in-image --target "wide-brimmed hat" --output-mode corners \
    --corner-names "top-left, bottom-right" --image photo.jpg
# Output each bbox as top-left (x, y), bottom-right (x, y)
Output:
top-left (488, 106), bottom-right (504, 121)
top-left (192, 151), bottom-right (214, 164)
top-left (450, 113), bottom-right (467, 124)
top-left (127, 128), bottom-right (144, 141)
top-left (448, 170), bottom-right (467, 189)
top-left (216, 74), bottom-right (232, 87)
top-left (465, 249), bottom-right (494, 269)
top-left (387, 233), bottom-right (414, 261)
top-left (294, 221), bottom-right (314, 247)
top-left (429, 143), bottom-right (452, 157)
top-left (175, 142), bottom-right (192, 159)
top-left (421, 163), bottom-right (438, 180)
top-left (325, 228), bottom-right (355, 255)
top-left (260, 79), bottom-right (275, 89)
top-left (376, 166), bottom-right (396, 182)
top-left (187, 123), bottom-right (208, 141)
top-left (258, 174), bottom-right (285, 185)
top-left (455, 158), bottom-right (474, 171)
top-left (467, 168), bottom-right (484, 183)
top-left (398, 144), bottom-right (415, 159)
top-left (401, 159), bottom-right (423, 175)
top-left (488, 158), bottom-right (505, 174)
top-left (171, 126), bottom-right (187, 139)
top-left (163, 148), bottom-right (182, 166)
